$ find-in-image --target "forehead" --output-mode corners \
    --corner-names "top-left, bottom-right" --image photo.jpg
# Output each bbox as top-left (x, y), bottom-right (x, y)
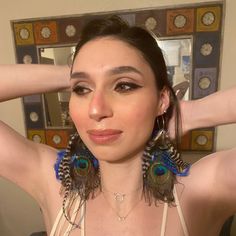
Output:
top-left (72, 37), bottom-right (151, 71)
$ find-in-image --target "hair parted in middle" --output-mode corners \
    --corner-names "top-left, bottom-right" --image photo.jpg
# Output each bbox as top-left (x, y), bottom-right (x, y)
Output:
top-left (55, 15), bottom-right (190, 227)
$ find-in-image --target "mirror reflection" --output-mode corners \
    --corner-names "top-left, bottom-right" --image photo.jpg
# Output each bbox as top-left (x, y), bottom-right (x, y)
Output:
top-left (157, 37), bottom-right (192, 100)
top-left (39, 46), bottom-right (75, 128)
top-left (38, 37), bottom-right (192, 128)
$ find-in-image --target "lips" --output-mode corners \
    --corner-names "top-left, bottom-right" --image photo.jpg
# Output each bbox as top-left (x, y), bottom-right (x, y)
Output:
top-left (87, 129), bottom-right (123, 144)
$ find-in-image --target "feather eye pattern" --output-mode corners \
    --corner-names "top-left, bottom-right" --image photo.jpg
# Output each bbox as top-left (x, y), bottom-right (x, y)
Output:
top-left (54, 132), bottom-right (100, 228)
top-left (142, 129), bottom-right (190, 204)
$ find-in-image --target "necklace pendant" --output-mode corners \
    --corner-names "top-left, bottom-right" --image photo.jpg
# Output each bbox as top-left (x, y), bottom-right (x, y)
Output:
top-left (114, 193), bottom-right (125, 202)
top-left (118, 216), bottom-right (126, 221)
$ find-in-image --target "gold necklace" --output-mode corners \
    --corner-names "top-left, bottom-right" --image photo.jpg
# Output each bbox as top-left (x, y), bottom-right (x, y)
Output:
top-left (101, 185), bottom-right (143, 203)
top-left (101, 187), bottom-right (143, 221)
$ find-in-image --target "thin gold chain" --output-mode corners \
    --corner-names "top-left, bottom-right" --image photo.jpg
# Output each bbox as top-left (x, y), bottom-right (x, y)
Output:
top-left (102, 190), bottom-right (142, 222)
top-left (101, 185), bottom-right (143, 202)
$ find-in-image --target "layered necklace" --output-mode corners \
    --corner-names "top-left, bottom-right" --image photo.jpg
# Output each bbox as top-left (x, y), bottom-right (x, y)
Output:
top-left (101, 185), bottom-right (143, 222)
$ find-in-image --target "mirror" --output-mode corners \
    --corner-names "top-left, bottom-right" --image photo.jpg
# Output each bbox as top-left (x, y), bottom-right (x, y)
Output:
top-left (12, 3), bottom-right (223, 150)
top-left (39, 46), bottom-right (76, 128)
top-left (39, 37), bottom-right (192, 128)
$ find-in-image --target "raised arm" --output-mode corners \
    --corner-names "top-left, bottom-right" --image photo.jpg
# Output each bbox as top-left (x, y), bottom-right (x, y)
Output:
top-left (0, 64), bottom-right (70, 102)
top-left (0, 64), bottom-right (70, 201)
top-left (178, 88), bottom-right (236, 213)
top-left (177, 87), bottom-right (236, 135)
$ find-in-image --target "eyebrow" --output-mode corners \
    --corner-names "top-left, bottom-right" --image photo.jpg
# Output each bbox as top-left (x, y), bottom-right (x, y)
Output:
top-left (70, 66), bottom-right (143, 79)
top-left (71, 71), bottom-right (89, 79)
top-left (107, 66), bottom-right (143, 76)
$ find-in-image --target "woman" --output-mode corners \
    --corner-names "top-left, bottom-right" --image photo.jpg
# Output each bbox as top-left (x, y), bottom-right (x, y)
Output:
top-left (0, 16), bottom-right (236, 236)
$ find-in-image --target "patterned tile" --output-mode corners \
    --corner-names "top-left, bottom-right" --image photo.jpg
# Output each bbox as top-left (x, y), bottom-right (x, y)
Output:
top-left (15, 45), bottom-right (38, 64)
top-left (24, 103), bottom-right (45, 129)
top-left (191, 130), bottom-right (214, 151)
top-left (135, 10), bottom-right (166, 36)
top-left (28, 130), bottom-right (46, 144)
top-left (13, 22), bottom-right (35, 45)
top-left (193, 67), bottom-right (217, 99)
top-left (45, 130), bottom-right (69, 149)
top-left (193, 32), bottom-right (221, 67)
top-left (196, 6), bottom-right (222, 32)
top-left (166, 8), bottom-right (194, 35)
top-left (33, 21), bottom-right (58, 45)
top-left (58, 18), bottom-right (81, 44)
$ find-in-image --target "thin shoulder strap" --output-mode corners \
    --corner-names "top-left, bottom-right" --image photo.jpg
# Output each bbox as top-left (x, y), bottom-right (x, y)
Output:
top-left (160, 202), bottom-right (168, 236)
top-left (64, 198), bottom-right (85, 236)
top-left (80, 202), bottom-right (86, 236)
top-left (173, 186), bottom-right (189, 236)
top-left (50, 197), bottom-right (86, 236)
top-left (50, 207), bottom-right (64, 236)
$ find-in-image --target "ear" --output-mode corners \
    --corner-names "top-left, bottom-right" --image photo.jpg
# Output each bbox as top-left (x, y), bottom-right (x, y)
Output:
top-left (156, 87), bottom-right (170, 116)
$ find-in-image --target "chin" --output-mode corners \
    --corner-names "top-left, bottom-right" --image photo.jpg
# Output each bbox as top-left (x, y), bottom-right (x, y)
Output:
top-left (80, 135), bottom-right (147, 164)
top-left (89, 146), bottom-right (145, 164)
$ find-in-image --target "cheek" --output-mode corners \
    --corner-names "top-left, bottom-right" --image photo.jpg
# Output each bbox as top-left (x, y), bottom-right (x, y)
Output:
top-left (122, 93), bottom-right (158, 121)
top-left (120, 98), bottom-right (158, 136)
top-left (69, 96), bottom-right (87, 130)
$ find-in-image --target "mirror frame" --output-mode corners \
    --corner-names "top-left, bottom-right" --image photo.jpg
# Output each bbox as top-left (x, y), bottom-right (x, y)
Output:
top-left (11, 2), bottom-right (224, 151)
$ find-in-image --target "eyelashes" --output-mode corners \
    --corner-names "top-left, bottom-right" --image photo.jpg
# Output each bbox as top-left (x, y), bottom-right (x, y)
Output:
top-left (72, 81), bottom-right (142, 96)
top-left (72, 85), bottom-right (91, 95)
top-left (114, 81), bottom-right (142, 93)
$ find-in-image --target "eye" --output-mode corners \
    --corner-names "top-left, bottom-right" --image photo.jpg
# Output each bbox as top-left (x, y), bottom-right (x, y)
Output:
top-left (72, 85), bottom-right (91, 96)
top-left (115, 82), bottom-right (142, 93)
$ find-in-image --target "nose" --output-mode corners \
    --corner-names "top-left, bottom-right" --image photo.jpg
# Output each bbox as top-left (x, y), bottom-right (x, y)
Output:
top-left (88, 92), bottom-right (113, 122)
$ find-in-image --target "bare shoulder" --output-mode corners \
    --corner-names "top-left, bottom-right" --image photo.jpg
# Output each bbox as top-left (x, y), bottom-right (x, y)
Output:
top-left (177, 148), bottom-right (236, 218)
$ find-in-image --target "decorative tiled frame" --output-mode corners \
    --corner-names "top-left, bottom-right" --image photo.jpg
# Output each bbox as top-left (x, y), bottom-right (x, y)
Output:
top-left (11, 2), bottom-right (224, 151)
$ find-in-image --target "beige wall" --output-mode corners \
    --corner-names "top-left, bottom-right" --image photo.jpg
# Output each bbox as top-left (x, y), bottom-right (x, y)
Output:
top-left (0, 0), bottom-right (235, 235)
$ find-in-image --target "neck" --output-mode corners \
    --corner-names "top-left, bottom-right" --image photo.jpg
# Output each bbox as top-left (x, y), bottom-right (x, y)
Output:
top-left (99, 153), bottom-right (143, 194)
top-left (98, 153), bottom-right (144, 221)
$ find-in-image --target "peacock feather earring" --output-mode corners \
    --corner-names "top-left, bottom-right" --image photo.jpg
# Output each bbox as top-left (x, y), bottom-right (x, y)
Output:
top-left (142, 114), bottom-right (190, 204)
top-left (54, 132), bottom-right (100, 227)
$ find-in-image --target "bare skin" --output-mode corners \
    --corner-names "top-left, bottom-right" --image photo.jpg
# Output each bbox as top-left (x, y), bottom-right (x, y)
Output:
top-left (14, 145), bottom-right (235, 236)
top-left (0, 38), bottom-right (236, 236)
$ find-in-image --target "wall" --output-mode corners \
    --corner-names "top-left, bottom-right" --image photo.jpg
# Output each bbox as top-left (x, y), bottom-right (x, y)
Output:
top-left (0, 0), bottom-right (235, 235)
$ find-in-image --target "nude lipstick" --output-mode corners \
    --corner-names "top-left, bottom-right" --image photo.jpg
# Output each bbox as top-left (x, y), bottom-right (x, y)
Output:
top-left (87, 129), bottom-right (122, 144)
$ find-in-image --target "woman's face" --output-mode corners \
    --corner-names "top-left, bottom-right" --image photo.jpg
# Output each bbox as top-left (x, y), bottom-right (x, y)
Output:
top-left (69, 37), bottom-right (168, 162)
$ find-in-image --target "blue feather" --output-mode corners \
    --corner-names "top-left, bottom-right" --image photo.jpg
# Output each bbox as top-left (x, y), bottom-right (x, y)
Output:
top-left (54, 150), bottom-right (66, 180)
top-left (152, 150), bottom-right (190, 176)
